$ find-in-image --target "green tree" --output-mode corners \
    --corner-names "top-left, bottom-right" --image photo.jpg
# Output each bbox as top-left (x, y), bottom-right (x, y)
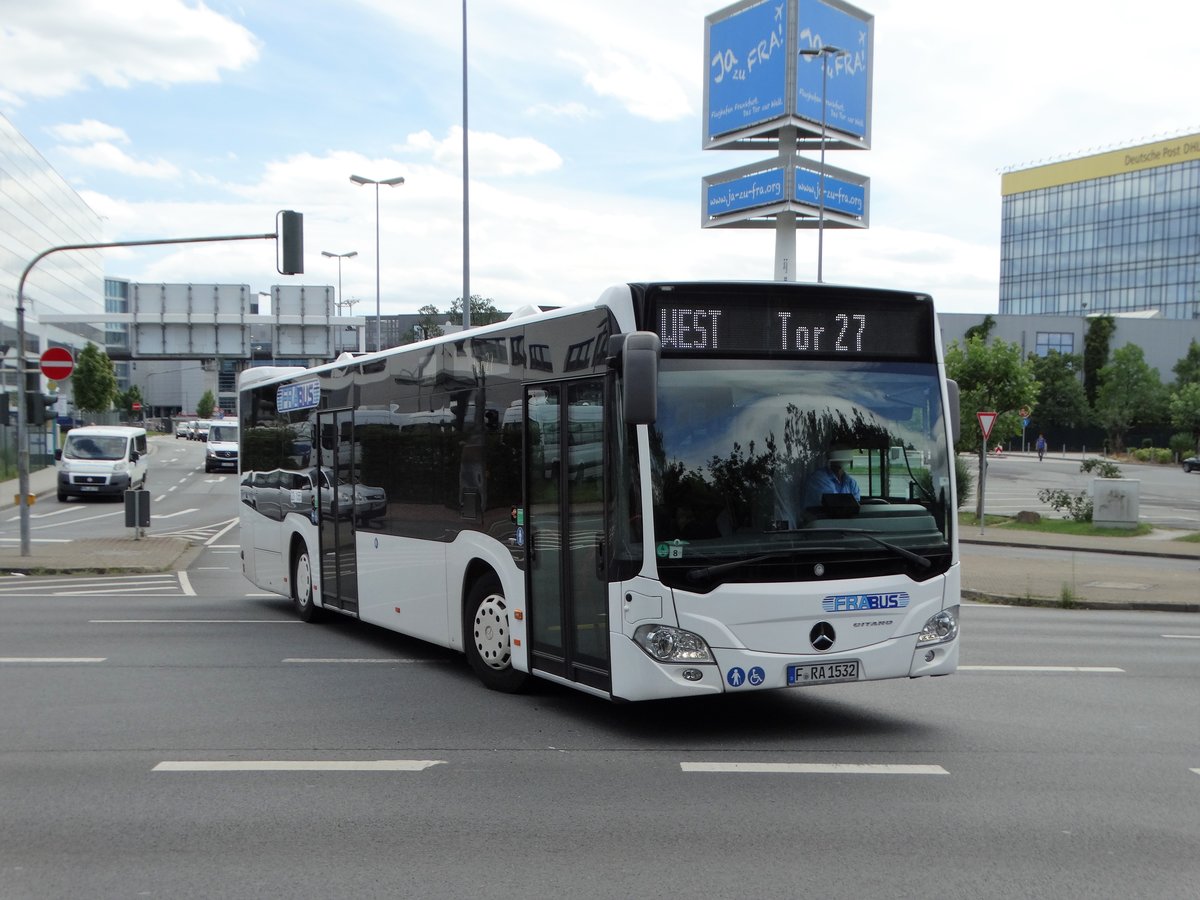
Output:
top-left (71, 343), bottom-right (118, 414)
top-left (411, 303), bottom-right (445, 342)
top-left (1094, 344), bottom-right (1167, 453)
top-left (1028, 351), bottom-right (1089, 432)
top-left (196, 389), bottom-right (216, 419)
top-left (1168, 381), bottom-right (1200, 450)
top-left (963, 314), bottom-right (996, 343)
top-left (117, 385), bottom-right (145, 419)
top-left (943, 335), bottom-right (1039, 522)
top-left (1171, 338), bottom-right (1200, 388)
top-left (450, 294), bottom-right (506, 326)
top-left (1082, 315), bottom-right (1116, 407)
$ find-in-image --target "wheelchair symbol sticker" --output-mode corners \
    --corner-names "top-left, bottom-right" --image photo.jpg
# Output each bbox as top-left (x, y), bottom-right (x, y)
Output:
top-left (747, 666), bottom-right (765, 686)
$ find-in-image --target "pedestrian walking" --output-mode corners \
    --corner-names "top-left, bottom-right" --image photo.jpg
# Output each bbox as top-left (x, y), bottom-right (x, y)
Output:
top-left (1036, 433), bottom-right (1046, 462)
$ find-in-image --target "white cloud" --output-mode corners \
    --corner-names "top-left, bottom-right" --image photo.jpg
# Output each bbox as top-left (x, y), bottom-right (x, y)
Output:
top-left (396, 128), bottom-right (562, 178)
top-left (48, 119), bottom-right (130, 144)
top-left (0, 0), bottom-right (259, 104)
top-left (58, 143), bottom-right (181, 180)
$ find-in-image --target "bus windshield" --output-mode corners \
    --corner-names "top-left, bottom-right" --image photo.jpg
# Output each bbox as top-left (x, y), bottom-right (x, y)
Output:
top-left (649, 358), bottom-right (954, 588)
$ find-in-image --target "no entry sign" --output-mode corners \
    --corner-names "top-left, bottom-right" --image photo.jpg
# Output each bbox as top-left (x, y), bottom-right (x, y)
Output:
top-left (39, 347), bottom-right (75, 380)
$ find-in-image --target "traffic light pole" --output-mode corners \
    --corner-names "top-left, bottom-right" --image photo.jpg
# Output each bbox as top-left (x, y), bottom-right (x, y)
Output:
top-left (14, 220), bottom-right (301, 557)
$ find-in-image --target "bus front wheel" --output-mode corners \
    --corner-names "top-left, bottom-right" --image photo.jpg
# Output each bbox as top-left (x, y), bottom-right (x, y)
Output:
top-left (292, 543), bottom-right (321, 623)
top-left (464, 575), bottom-right (529, 693)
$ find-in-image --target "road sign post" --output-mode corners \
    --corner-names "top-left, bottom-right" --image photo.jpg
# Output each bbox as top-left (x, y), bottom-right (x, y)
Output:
top-left (976, 411), bottom-right (998, 534)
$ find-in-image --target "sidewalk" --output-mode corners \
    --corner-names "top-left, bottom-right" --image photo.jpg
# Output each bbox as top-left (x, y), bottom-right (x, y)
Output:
top-left (1, 460), bottom-right (1197, 611)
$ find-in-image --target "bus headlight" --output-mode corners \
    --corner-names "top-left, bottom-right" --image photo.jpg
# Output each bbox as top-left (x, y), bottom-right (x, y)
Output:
top-left (633, 624), bottom-right (714, 664)
top-left (917, 606), bottom-right (959, 645)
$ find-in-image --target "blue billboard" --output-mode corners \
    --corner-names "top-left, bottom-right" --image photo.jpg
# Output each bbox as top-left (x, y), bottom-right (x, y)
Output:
top-left (706, 0), bottom-right (789, 142)
top-left (795, 0), bottom-right (870, 140)
top-left (707, 167), bottom-right (787, 218)
top-left (705, 0), bottom-right (872, 148)
top-left (793, 165), bottom-right (866, 219)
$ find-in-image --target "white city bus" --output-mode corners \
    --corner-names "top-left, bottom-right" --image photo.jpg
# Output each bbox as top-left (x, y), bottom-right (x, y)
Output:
top-left (238, 282), bottom-right (961, 701)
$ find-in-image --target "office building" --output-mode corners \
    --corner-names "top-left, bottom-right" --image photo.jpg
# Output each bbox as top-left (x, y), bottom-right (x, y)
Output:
top-left (1000, 131), bottom-right (1200, 319)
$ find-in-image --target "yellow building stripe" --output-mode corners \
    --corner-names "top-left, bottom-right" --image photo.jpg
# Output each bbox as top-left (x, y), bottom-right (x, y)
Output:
top-left (1001, 132), bottom-right (1200, 195)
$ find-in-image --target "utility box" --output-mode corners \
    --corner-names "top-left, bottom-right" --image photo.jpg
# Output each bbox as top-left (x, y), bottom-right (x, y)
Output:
top-left (124, 489), bottom-right (151, 529)
top-left (1091, 478), bottom-right (1139, 529)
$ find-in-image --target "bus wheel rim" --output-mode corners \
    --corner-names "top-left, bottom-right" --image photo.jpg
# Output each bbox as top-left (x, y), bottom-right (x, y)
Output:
top-left (296, 554), bottom-right (312, 607)
top-left (473, 595), bottom-right (511, 671)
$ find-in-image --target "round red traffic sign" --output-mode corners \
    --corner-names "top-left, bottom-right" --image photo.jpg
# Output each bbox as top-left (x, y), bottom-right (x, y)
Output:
top-left (132, 402), bottom-right (142, 411)
top-left (39, 347), bottom-right (75, 380)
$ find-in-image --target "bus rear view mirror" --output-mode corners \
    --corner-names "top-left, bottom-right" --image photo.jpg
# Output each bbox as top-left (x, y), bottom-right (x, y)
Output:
top-left (945, 379), bottom-right (960, 444)
top-left (612, 331), bottom-right (659, 425)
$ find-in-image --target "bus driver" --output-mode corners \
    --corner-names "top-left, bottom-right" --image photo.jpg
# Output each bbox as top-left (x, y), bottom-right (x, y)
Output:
top-left (803, 448), bottom-right (861, 509)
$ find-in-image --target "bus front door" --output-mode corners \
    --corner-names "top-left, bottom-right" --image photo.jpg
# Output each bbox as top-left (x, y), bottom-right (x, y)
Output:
top-left (526, 379), bottom-right (611, 693)
top-left (316, 408), bottom-right (359, 615)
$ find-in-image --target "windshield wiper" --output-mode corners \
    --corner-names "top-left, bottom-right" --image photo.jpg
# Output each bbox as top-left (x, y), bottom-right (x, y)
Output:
top-left (685, 528), bottom-right (931, 583)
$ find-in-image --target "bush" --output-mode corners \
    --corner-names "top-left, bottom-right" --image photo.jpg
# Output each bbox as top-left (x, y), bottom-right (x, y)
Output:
top-left (1169, 432), bottom-right (1196, 459)
top-left (1037, 487), bottom-right (1093, 522)
top-left (1080, 457), bottom-right (1122, 478)
top-left (1155, 448), bottom-right (1173, 464)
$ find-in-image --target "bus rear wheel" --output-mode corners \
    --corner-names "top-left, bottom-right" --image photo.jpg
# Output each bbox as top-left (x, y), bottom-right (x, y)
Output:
top-left (292, 543), bottom-right (321, 623)
top-left (464, 575), bottom-right (529, 693)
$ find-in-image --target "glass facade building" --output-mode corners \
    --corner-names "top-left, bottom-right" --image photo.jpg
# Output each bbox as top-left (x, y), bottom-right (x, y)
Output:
top-left (0, 113), bottom-right (105, 355)
top-left (1000, 132), bottom-right (1200, 320)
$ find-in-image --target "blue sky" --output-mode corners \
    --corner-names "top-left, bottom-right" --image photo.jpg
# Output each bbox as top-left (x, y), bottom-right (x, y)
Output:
top-left (3, 0), bottom-right (1199, 317)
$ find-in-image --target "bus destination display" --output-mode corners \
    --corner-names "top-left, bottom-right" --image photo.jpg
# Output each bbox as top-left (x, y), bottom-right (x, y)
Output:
top-left (654, 294), bottom-right (932, 359)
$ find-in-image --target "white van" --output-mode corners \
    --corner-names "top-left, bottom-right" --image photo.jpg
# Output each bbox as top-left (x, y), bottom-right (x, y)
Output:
top-left (204, 421), bottom-right (239, 473)
top-left (56, 425), bottom-right (149, 501)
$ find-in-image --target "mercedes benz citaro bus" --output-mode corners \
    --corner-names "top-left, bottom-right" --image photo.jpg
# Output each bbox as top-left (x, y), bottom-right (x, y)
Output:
top-left (238, 282), bottom-right (962, 702)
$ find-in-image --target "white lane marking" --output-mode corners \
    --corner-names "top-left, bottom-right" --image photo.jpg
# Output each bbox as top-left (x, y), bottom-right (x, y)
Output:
top-left (0, 537), bottom-right (73, 544)
top-left (283, 658), bottom-right (443, 664)
top-left (0, 574), bottom-right (174, 588)
top-left (150, 508), bottom-right (200, 520)
top-left (153, 760), bottom-right (445, 772)
top-left (681, 763), bottom-right (949, 775)
top-left (154, 495), bottom-right (167, 503)
top-left (178, 572), bottom-right (195, 596)
top-left (244, 593), bottom-right (279, 598)
top-left (195, 566), bottom-right (230, 570)
top-left (168, 486), bottom-right (178, 492)
top-left (32, 510), bottom-right (122, 530)
top-left (1163, 634), bottom-right (1200, 640)
top-left (0, 657), bottom-right (106, 663)
top-left (959, 665), bottom-right (1125, 673)
top-left (205, 519), bottom-right (239, 546)
top-left (90, 619), bottom-right (300, 624)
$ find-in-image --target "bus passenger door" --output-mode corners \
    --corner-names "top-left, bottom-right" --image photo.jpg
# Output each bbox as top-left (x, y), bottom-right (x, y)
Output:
top-left (316, 408), bottom-right (359, 615)
top-left (526, 379), bottom-right (611, 693)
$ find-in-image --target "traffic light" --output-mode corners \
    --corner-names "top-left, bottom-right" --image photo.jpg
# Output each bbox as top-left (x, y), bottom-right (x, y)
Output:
top-left (27, 393), bottom-right (57, 426)
top-left (277, 210), bottom-right (304, 275)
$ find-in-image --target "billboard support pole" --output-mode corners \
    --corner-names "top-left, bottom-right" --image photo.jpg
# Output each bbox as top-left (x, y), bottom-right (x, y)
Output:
top-left (13, 228), bottom-right (278, 558)
top-left (774, 125), bottom-right (798, 281)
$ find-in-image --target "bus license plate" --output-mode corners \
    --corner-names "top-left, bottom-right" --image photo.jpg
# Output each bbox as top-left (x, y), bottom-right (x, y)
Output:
top-left (787, 660), bottom-right (860, 686)
top-left (82, 486), bottom-right (99, 492)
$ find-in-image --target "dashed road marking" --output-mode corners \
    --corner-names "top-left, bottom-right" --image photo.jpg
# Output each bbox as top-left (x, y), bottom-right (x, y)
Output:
top-left (681, 763), bottom-right (949, 775)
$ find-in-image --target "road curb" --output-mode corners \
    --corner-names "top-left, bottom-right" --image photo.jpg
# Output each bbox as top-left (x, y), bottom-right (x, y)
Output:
top-left (963, 588), bottom-right (1200, 614)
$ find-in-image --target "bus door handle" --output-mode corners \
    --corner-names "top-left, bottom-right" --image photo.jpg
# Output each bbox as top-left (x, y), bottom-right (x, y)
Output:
top-left (595, 537), bottom-right (605, 577)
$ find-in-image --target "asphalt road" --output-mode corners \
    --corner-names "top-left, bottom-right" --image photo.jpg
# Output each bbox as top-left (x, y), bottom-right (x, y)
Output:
top-left (1, 439), bottom-right (1197, 898)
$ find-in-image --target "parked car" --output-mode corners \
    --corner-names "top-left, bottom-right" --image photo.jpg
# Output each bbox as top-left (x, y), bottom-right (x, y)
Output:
top-left (1184, 455), bottom-right (1200, 474)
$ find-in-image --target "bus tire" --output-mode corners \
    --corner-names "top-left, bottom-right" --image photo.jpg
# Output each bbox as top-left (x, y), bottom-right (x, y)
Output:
top-left (464, 575), bottom-right (529, 693)
top-left (292, 542), bottom-right (321, 623)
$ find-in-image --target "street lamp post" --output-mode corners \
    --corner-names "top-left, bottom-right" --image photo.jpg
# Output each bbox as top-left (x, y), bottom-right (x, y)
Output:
top-left (799, 45), bottom-right (846, 283)
top-left (350, 174), bottom-right (405, 351)
top-left (320, 250), bottom-right (357, 316)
